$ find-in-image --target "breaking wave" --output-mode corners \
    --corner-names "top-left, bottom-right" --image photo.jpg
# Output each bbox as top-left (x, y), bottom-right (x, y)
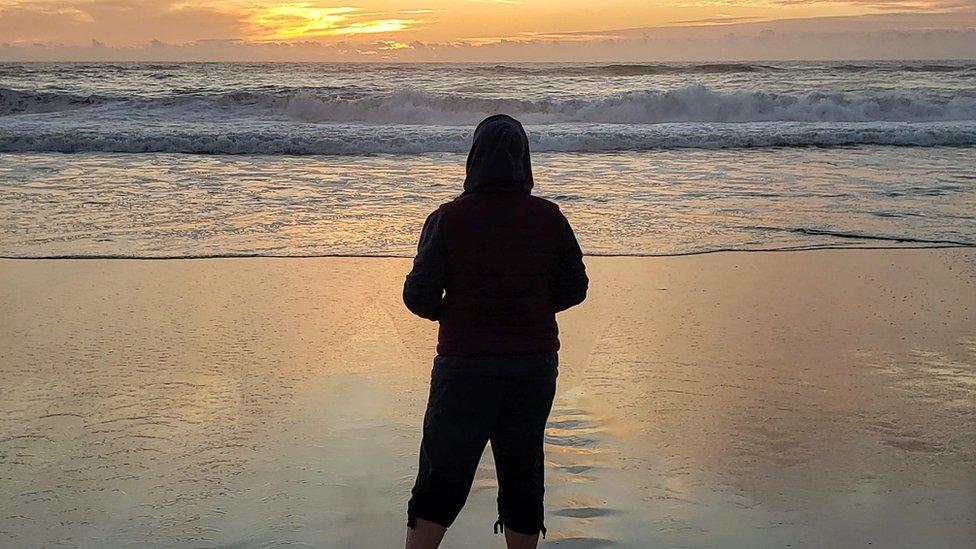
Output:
top-left (281, 86), bottom-right (976, 125)
top-left (3, 84), bottom-right (976, 153)
top-left (5, 85), bottom-right (976, 124)
top-left (1, 88), bottom-right (112, 115)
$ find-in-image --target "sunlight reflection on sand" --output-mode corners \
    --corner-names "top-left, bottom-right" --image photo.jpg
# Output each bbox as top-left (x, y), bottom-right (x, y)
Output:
top-left (1, 250), bottom-right (974, 547)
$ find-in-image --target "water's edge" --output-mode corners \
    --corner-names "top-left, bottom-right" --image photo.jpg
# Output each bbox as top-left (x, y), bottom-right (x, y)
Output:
top-left (4, 243), bottom-right (974, 261)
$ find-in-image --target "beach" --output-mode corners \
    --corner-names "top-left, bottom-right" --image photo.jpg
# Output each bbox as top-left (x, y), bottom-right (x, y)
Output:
top-left (2, 248), bottom-right (973, 548)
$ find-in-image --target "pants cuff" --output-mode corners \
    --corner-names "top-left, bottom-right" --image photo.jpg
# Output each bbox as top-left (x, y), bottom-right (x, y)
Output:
top-left (407, 513), bottom-right (451, 530)
top-left (493, 518), bottom-right (547, 538)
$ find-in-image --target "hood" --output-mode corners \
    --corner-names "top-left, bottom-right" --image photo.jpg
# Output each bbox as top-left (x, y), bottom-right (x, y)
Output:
top-left (462, 114), bottom-right (534, 195)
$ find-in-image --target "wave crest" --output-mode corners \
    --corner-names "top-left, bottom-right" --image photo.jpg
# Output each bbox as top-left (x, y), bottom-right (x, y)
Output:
top-left (4, 85), bottom-right (975, 125)
top-left (1, 88), bottom-right (111, 115)
top-left (280, 86), bottom-right (976, 125)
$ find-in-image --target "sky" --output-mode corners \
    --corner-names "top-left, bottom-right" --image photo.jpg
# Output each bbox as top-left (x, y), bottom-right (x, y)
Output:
top-left (1, 0), bottom-right (974, 61)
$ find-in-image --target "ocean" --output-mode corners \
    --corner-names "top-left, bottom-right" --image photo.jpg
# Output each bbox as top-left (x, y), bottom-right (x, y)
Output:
top-left (1, 61), bottom-right (975, 257)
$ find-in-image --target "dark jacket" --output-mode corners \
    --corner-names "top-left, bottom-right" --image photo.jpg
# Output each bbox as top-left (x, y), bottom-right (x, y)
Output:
top-left (403, 114), bottom-right (588, 356)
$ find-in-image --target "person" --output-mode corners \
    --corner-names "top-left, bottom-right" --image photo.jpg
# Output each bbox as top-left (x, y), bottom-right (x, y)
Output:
top-left (402, 114), bottom-right (589, 549)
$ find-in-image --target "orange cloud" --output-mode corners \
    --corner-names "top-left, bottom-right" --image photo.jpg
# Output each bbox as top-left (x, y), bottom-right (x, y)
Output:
top-left (245, 3), bottom-right (421, 40)
top-left (1, 0), bottom-right (973, 51)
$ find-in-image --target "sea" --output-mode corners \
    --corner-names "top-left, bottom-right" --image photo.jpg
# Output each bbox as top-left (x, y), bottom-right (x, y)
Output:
top-left (1, 61), bottom-right (975, 257)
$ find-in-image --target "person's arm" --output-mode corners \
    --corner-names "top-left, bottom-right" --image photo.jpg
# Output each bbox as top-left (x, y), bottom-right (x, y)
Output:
top-left (552, 213), bottom-right (588, 312)
top-left (403, 209), bottom-right (446, 321)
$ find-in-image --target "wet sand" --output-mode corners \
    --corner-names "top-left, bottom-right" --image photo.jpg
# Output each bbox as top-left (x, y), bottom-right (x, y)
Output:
top-left (1, 249), bottom-right (974, 548)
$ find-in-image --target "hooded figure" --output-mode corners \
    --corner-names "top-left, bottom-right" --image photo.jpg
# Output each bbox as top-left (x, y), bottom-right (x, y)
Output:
top-left (403, 115), bottom-right (588, 548)
top-left (403, 113), bottom-right (586, 347)
top-left (462, 114), bottom-right (534, 195)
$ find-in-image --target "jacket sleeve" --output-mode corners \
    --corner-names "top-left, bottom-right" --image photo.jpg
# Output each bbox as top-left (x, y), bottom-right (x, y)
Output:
top-left (403, 209), bottom-right (446, 321)
top-left (552, 213), bottom-right (588, 313)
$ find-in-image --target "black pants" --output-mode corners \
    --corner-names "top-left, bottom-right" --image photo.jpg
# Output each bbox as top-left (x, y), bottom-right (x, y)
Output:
top-left (407, 352), bottom-right (558, 536)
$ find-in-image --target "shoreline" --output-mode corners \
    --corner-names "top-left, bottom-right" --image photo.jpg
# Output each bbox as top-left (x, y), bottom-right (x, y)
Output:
top-left (3, 242), bottom-right (975, 261)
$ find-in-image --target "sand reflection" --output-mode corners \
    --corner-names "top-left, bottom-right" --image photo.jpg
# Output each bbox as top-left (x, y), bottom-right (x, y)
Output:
top-left (1, 250), bottom-right (974, 547)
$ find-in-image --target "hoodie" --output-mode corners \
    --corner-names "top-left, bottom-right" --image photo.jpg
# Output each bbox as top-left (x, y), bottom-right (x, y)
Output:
top-left (462, 114), bottom-right (534, 195)
top-left (403, 114), bottom-right (588, 356)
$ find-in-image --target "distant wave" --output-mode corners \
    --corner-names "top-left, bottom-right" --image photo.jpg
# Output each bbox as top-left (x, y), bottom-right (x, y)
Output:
top-left (464, 63), bottom-right (784, 77)
top-left (831, 63), bottom-right (976, 73)
top-left (3, 121), bottom-right (975, 154)
top-left (477, 62), bottom-right (976, 76)
top-left (4, 85), bottom-right (976, 124)
top-left (1, 88), bottom-right (112, 115)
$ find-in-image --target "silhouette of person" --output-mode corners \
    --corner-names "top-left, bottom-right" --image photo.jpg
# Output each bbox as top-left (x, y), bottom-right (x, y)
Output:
top-left (403, 114), bottom-right (588, 549)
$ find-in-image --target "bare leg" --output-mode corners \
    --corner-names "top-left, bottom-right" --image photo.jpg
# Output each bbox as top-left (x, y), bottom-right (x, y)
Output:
top-left (504, 528), bottom-right (540, 549)
top-left (405, 518), bottom-right (447, 549)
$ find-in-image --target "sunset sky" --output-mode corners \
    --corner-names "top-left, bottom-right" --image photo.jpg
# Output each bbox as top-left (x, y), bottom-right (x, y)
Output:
top-left (1, 1), bottom-right (974, 61)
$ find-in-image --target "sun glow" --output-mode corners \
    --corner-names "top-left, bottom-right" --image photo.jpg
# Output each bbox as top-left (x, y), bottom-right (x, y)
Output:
top-left (247, 3), bottom-right (419, 40)
top-left (1, 0), bottom-right (974, 60)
